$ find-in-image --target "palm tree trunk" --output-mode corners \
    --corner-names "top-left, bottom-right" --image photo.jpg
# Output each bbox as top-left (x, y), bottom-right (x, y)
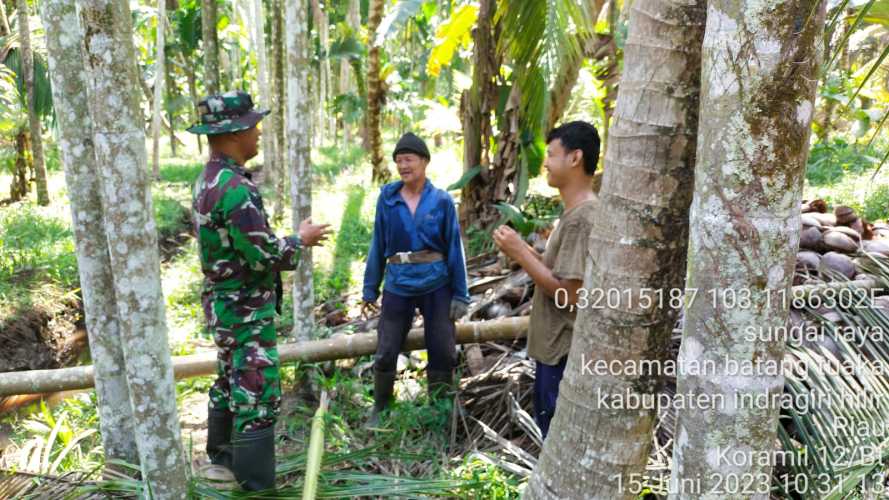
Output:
top-left (77, 0), bottom-right (188, 496)
top-left (459, 0), bottom-right (498, 231)
top-left (183, 58), bottom-right (203, 154)
top-left (166, 60), bottom-right (177, 158)
top-left (151, 0), bottom-right (166, 178)
top-left (10, 129), bottom-right (30, 201)
top-left (250, 0), bottom-right (274, 177)
top-left (272, 0), bottom-right (286, 223)
top-left (340, 0), bottom-right (363, 144)
top-left (201, 0), bottom-right (219, 94)
top-left (17, 0), bottom-right (48, 206)
top-left (367, 0), bottom-right (389, 184)
top-left (311, 0), bottom-right (332, 146)
top-left (41, 0), bottom-right (139, 467)
top-left (524, 1), bottom-right (705, 498)
top-left (285, 0), bottom-right (314, 341)
top-left (668, 1), bottom-right (825, 497)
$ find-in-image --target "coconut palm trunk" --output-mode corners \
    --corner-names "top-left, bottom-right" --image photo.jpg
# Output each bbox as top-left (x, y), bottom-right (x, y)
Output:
top-left (341, 0), bottom-right (360, 145)
top-left (151, 0), bottom-right (166, 178)
top-left (668, 1), bottom-right (826, 498)
top-left (523, 1), bottom-right (706, 498)
top-left (76, 0), bottom-right (187, 496)
top-left (201, 0), bottom-right (219, 93)
top-left (459, 0), bottom-right (499, 230)
top-left (17, 0), bottom-right (48, 206)
top-left (285, 0), bottom-right (314, 340)
top-left (41, 0), bottom-right (139, 467)
top-left (366, 0), bottom-right (389, 183)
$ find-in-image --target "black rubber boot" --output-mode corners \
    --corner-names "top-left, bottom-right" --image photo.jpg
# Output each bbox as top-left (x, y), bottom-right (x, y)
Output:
top-left (367, 369), bottom-right (396, 428)
top-left (231, 426), bottom-right (276, 491)
top-left (427, 369), bottom-right (454, 401)
top-left (206, 409), bottom-right (233, 469)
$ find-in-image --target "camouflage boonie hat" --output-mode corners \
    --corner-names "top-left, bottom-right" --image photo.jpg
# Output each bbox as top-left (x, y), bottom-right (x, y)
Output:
top-left (186, 90), bottom-right (269, 135)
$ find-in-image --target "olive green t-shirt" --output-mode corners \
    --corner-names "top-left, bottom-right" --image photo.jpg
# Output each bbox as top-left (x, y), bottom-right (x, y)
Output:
top-left (527, 198), bottom-right (597, 365)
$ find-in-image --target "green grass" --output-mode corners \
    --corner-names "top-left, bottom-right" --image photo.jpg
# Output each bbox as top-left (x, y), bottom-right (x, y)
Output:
top-left (315, 184), bottom-right (372, 304)
top-left (0, 205), bottom-right (78, 315)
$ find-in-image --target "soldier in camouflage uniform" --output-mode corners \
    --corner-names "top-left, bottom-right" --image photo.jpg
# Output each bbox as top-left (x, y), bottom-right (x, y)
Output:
top-left (188, 91), bottom-right (331, 491)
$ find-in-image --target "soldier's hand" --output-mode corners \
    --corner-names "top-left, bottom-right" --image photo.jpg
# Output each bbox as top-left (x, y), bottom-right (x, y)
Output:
top-left (298, 217), bottom-right (333, 246)
top-left (361, 300), bottom-right (380, 319)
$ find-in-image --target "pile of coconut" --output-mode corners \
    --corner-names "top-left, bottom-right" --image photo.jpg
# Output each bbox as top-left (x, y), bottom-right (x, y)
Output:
top-left (797, 199), bottom-right (889, 285)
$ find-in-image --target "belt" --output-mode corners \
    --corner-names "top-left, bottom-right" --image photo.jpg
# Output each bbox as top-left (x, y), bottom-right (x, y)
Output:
top-left (387, 250), bottom-right (444, 264)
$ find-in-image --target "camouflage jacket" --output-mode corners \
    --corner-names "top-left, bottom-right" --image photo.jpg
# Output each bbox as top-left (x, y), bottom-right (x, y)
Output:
top-left (192, 152), bottom-right (302, 327)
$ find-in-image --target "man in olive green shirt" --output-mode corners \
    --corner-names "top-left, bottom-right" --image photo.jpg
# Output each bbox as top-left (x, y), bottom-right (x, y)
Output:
top-left (493, 121), bottom-right (600, 438)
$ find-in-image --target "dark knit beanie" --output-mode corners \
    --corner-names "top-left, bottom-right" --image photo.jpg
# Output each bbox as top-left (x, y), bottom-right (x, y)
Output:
top-left (392, 132), bottom-right (430, 161)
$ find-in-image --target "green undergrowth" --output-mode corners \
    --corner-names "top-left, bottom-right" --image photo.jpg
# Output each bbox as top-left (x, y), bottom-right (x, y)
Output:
top-left (804, 138), bottom-right (889, 222)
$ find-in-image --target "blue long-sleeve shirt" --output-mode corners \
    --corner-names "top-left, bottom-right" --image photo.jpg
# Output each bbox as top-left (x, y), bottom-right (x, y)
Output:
top-left (362, 179), bottom-right (470, 304)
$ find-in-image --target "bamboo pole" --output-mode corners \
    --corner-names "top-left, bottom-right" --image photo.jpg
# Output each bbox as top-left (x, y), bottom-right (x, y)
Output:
top-left (0, 317), bottom-right (529, 397)
top-left (302, 390), bottom-right (328, 500)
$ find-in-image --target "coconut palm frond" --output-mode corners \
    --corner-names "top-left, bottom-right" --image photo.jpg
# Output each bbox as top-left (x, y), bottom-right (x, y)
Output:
top-left (495, 0), bottom-right (591, 132)
top-left (776, 254), bottom-right (889, 497)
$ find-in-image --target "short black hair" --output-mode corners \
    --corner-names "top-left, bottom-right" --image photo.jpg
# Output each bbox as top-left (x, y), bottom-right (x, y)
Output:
top-left (546, 121), bottom-right (601, 176)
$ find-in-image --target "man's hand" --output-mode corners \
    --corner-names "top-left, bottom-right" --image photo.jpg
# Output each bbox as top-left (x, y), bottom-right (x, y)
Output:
top-left (361, 300), bottom-right (380, 319)
top-left (492, 225), bottom-right (526, 261)
top-left (449, 299), bottom-right (469, 322)
top-left (298, 217), bottom-right (333, 246)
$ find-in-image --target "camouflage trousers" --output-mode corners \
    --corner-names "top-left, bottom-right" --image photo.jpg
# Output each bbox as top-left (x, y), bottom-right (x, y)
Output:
top-left (208, 318), bottom-right (281, 432)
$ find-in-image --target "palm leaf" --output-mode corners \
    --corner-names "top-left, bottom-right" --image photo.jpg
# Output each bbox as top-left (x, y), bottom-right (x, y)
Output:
top-left (376, 0), bottom-right (424, 45)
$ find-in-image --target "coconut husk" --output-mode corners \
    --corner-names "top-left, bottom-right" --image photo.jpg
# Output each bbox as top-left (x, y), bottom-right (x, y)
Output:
top-left (796, 251), bottom-right (821, 272)
top-left (863, 239), bottom-right (889, 257)
top-left (801, 214), bottom-right (822, 229)
top-left (829, 225), bottom-right (862, 242)
top-left (823, 231), bottom-right (859, 253)
top-left (800, 227), bottom-right (823, 251)
top-left (810, 212), bottom-right (837, 227)
top-left (802, 199), bottom-right (828, 213)
top-left (819, 252), bottom-right (857, 280)
top-left (835, 205), bottom-right (857, 226)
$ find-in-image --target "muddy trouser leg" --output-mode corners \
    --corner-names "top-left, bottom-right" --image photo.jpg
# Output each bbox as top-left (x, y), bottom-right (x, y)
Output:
top-left (420, 286), bottom-right (456, 399)
top-left (207, 326), bottom-right (235, 467)
top-left (229, 319), bottom-right (280, 491)
top-left (373, 291), bottom-right (415, 411)
top-left (533, 355), bottom-right (567, 440)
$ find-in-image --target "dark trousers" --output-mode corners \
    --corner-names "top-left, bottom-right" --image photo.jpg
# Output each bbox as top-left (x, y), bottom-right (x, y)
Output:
top-left (533, 355), bottom-right (567, 439)
top-left (374, 286), bottom-right (456, 373)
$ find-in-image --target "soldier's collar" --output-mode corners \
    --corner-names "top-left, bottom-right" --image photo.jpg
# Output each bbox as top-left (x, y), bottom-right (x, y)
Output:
top-left (210, 151), bottom-right (248, 176)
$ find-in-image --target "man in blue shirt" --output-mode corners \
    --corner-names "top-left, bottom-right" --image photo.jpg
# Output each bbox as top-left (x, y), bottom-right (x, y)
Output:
top-left (362, 132), bottom-right (471, 426)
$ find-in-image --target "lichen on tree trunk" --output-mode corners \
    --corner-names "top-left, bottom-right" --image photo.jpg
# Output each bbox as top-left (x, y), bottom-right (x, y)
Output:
top-left (366, 0), bottom-right (390, 184)
top-left (668, 2), bottom-right (825, 499)
top-left (285, 0), bottom-right (314, 340)
top-left (75, 0), bottom-right (188, 496)
top-left (201, 0), bottom-right (219, 94)
top-left (41, 0), bottom-right (139, 467)
top-left (524, 1), bottom-right (705, 498)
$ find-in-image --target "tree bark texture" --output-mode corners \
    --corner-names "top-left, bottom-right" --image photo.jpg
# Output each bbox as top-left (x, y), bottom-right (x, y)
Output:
top-left (459, 0), bottom-right (499, 231)
top-left (668, 2), bottom-right (825, 498)
top-left (41, 0), bottom-right (139, 467)
top-left (9, 129), bottom-right (30, 201)
top-left (524, 2), bottom-right (705, 499)
top-left (151, 0), bottom-right (166, 178)
top-left (76, 0), bottom-right (188, 496)
top-left (272, 0), bottom-right (286, 223)
top-left (366, 0), bottom-right (390, 184)
top-left (201, 0), bottom-right (219, 94)
top-left (249, 0), bottom-right (274, 177)
top-left (17, 0), bottom-right (49, 206)
top-left (285, 0), bottom-right (314, 340)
